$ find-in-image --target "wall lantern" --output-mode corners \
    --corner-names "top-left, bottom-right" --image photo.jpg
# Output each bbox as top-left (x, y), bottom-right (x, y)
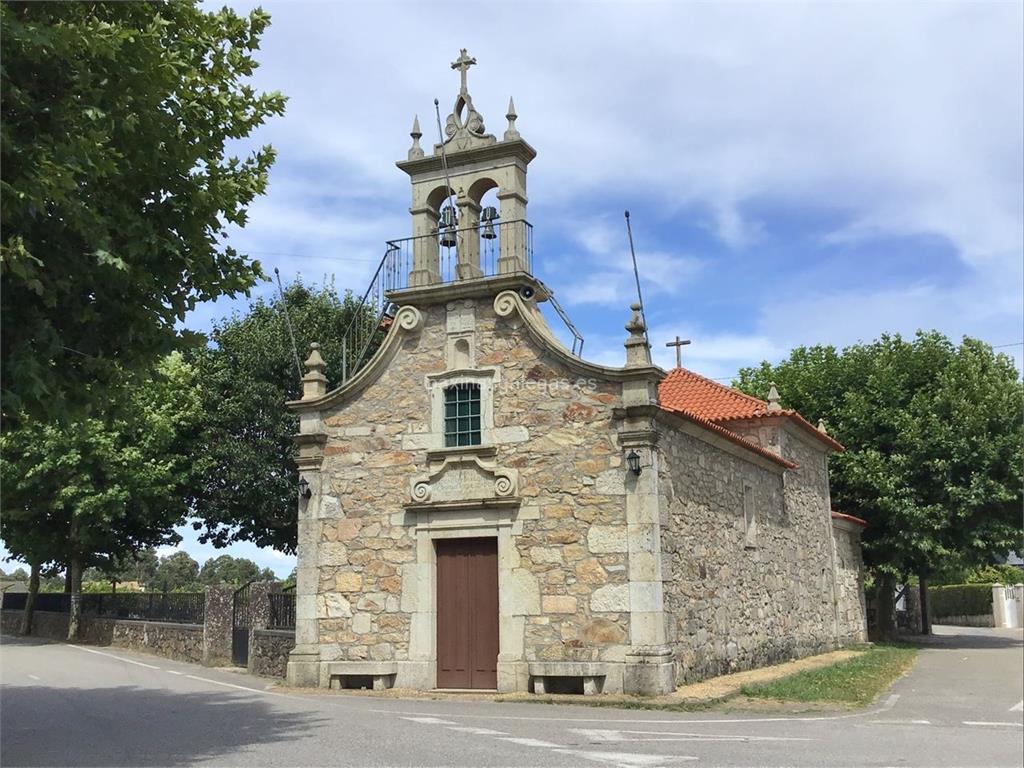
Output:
top-left (298, 476), bottom-right (312, 500)
top-left (626, 450), bottom-right (642, 477)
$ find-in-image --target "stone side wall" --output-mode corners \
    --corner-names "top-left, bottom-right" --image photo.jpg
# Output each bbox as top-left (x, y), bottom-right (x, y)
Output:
top-left (251, 629), bottom-right (296, 677)
top-left (311, 297), bottom-right (633, 679)
top-left (0, 610), bottom-right (203, 662)
top-left (1, 609), bottom-right (69, 638)
top-left (659, 421), bottom-right (840, 684)
top-left (831, 523), bottom-right (868, 643)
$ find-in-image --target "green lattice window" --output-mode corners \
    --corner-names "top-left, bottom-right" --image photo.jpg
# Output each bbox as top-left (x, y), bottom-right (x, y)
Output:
top-left (444, 383), bottom-right (481, 447)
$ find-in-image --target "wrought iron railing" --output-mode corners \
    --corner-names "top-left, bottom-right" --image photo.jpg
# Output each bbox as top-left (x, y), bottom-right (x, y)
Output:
top-left (83, 592), bottom-right (205, 624)
top-left (268, 592), bottom-right (296, 630)
top-left (0, 591), bottom-right (205, 624)
top-left (337, 218), bottom-right (583, 385)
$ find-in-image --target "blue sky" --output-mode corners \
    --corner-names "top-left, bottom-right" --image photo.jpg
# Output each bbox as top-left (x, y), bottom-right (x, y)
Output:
top-left (5, 1), bottom-right (1021, 579)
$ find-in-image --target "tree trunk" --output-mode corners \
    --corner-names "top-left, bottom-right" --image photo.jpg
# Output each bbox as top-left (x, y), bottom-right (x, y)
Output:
top-left (876, 573), bottom-right (897, 641)
top-left (919, 574), bottom-right (931, 635)
top-left (66, 555), bottom-right (83, 641)
top-left (21, 561), bottom-right (40, 636)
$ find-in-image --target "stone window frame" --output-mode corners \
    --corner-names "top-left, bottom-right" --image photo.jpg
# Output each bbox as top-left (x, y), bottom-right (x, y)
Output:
top-left (743, 483), bottom-right (758, 549)
top-left (426, 367), bottom-right (499, 451)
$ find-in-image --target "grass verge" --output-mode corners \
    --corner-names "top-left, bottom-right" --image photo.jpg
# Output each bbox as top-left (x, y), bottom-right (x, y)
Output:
top-left (739, 643), bottom-right (918, 706)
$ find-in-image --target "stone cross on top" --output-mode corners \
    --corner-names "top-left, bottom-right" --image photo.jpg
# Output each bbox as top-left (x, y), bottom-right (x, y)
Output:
top-left (451, 48), bottom-right (476, 94)
top-left (666, 336), bottom-right (691, 368)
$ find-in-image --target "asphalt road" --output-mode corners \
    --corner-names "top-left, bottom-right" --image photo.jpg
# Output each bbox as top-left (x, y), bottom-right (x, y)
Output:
top-left (1, 625), bottom-right (1021, 767)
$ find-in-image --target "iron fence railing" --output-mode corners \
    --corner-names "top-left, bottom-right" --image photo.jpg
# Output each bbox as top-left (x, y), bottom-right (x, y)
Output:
top-left (268, 592), bottom-right (296, 630)
top-left (0, 592), bottom-right (204, 624)
top-left (83, 592), bottom-right (205, 624)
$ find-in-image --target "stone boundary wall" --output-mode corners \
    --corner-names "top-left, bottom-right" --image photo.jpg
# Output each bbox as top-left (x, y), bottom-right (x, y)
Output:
top-left (1, 609), bottom-right (203, 662)
top-left (933, 614), bottom-right (994, 628)
top-left (251, 629), bottom-right (296, 677)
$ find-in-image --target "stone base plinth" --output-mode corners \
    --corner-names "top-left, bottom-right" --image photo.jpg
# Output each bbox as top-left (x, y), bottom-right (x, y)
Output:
top-left (285, 648), bottom-right (322, 688)
top-left (623, 652), bottom-right (675, 696)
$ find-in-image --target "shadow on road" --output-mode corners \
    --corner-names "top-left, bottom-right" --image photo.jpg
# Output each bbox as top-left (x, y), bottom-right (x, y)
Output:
top-left (907, 625), bottom-right (1024, 650)
top-left (1, 684), bottom-right (325, 767)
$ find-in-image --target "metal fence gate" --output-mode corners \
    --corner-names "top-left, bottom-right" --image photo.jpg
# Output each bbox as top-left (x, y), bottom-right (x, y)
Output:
top-left (232, 582), bottom-right (254, 666)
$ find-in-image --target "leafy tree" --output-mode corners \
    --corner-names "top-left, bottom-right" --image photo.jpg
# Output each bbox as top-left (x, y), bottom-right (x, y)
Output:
top-left (6, 567), bottom-right (28, 582)
top-left (198, 554), bottom-right (274, 586)
top-left (0, 354), bottom-right (203, 636)
top-left (736, 332), bottom-right (1024, 634)
top-left (0, 1), bottom-right (286, 422)
top-left (153, 551), bottom-right (201, 593)
top-left (188, 281), bottom-right (381, 553)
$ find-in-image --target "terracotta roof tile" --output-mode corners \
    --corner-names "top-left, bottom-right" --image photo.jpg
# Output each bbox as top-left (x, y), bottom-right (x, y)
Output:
top-left (658, 367), bottom-right (845, 454)
top-left (831, 511), bottom-right (868, 527)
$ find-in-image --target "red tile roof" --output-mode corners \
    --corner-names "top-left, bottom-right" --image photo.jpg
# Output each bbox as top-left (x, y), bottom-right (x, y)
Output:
top-left (657, 367), bottom-right (845, 459)
top-left (831, 511), bottom-right (868, 527)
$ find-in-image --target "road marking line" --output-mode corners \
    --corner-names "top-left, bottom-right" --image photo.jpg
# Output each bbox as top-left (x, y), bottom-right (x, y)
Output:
top-left (182, 674), bottom-right (287, 697)
top-left (27, 674), bottom-right (40, 681)
top-left (69, 645), bottom-right (161, 669)
top-left (868, 719), bottom-right (931, 725)
top-left (498, 737), bottom-right (561, 748)
top-left (446, 726), bottom-right (509, 736)
top-left (166, 670), bottom-right (184, 676)
top-left (572, 728), bottom-right (813, 743)
top-left (963, 721), bottom-right (1024, 728)
top-left (400, 716), bottom-right (457, 725)
top-left (879, 694), bottom-right (899, 711)
top-left (554, 749), bottom-right (697, 765)
top-left (1011, 700), bottom-right (1023, 712)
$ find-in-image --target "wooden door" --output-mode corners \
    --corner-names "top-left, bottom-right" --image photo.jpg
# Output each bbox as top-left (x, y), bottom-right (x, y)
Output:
top-left (436, 537), bottom-right (499, 689)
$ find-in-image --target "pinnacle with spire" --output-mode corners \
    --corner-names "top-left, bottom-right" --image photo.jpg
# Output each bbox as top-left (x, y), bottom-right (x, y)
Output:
top-left (504, 97), bottom-right (520, 141)
top-left (302, 342), bottom-right (328, 400)
top-left (766, 383), bottom-right (782, 412)
top-left (408, 115), bottom-right (424, 160)
top-left (624, 302), bottom-right (652, 368)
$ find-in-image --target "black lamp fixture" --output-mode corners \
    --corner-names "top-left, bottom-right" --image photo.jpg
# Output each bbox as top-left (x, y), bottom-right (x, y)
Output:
top-left (298, 476), bottom-right (312, 500)
top-left (626, 449), bottom-right (642, 477)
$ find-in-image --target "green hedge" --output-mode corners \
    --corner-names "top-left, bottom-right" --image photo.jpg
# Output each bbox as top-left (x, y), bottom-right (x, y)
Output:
top-left (930, 584), bottom-right (994, 618)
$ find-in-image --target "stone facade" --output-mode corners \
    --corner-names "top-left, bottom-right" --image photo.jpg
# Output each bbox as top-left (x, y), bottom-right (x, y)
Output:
top-left (286, 50), bottom-right (866, 695)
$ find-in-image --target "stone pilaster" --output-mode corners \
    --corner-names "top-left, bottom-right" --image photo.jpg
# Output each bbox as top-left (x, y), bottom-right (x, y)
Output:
top-left (456, 197), bottom-right (483, 279)
top-left (202, 584), bottom-right (234, 667)
top-left (409, 205), bottom-right (441, 287)
top-left (286, 395), bottom-right (328, 686)
top-left (496, 189), bottom-right (528, 273)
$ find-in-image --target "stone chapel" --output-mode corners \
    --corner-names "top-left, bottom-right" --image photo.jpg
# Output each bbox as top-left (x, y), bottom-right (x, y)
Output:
top-left (286, 51), bottom-right (867, 695)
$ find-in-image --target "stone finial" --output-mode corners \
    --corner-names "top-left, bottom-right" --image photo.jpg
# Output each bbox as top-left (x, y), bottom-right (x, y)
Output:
top-left (408, 115), bottom-right (424, 160)
top-left (504, 97), bottom-right (520, 141)
top-left (817, 418), bottom-right (828, 434)
top-left (301, 342), bottom-right (328, 400)
top-left (766, 382), bottom-right (782, 412)
top-left (624, 302), bottom-right (652, 368)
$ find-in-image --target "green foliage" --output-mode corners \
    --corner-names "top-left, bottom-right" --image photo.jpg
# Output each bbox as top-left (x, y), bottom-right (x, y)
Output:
top-left (152, 551), bottom-right (201, 593)
top-left (740, 644), bottom-right (918, 706)
top-left (198, 554), bottom-right (274, 586)
top-left (735, 332), bottom-right (1024, 579)
top-left (0, 354), bottom-right (203, 580)
top-left (932, 561), bottom-right (1024, 586)
top-left (188, 280), bottom-right (380, 553)
top-left (0, 1), bottom-right (286, 421)
top-left (929, 584), bottom-right (996, 618)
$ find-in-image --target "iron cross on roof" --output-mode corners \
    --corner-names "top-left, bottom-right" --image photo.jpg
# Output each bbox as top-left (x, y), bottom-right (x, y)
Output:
top-left (666, 335), bottom-right (691, 368)
top-left (451, 49), bottom-right (477, 93)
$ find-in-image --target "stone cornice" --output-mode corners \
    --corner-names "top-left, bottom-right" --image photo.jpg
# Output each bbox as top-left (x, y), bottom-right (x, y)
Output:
top-left (386, 274), bottom-right (549, 306)
top-left (287, 305), bottom-right (423, 414)
top-left (404, 497), bottom-right (521, 514)
top-left (395, 138), bottom-right (537, 177)
top-left (492, 290), bottom-right (666, 384)
top-left (649, 407), bottom-right (793, 474)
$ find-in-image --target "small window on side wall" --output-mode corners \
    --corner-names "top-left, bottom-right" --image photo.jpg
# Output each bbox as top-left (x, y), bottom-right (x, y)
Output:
top-left (743, 484), bottom-right (757, 548)
top-left (443, 383), bottom-right (482, 447)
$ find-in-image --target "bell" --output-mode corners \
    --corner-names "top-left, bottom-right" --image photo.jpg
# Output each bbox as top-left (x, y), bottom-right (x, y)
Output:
top-left (480, 205), bottom-right (498, 240)
top-left (440, 206), bottom-right (458, 229)
top-left (439, 228), bottom-right (457, 248)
